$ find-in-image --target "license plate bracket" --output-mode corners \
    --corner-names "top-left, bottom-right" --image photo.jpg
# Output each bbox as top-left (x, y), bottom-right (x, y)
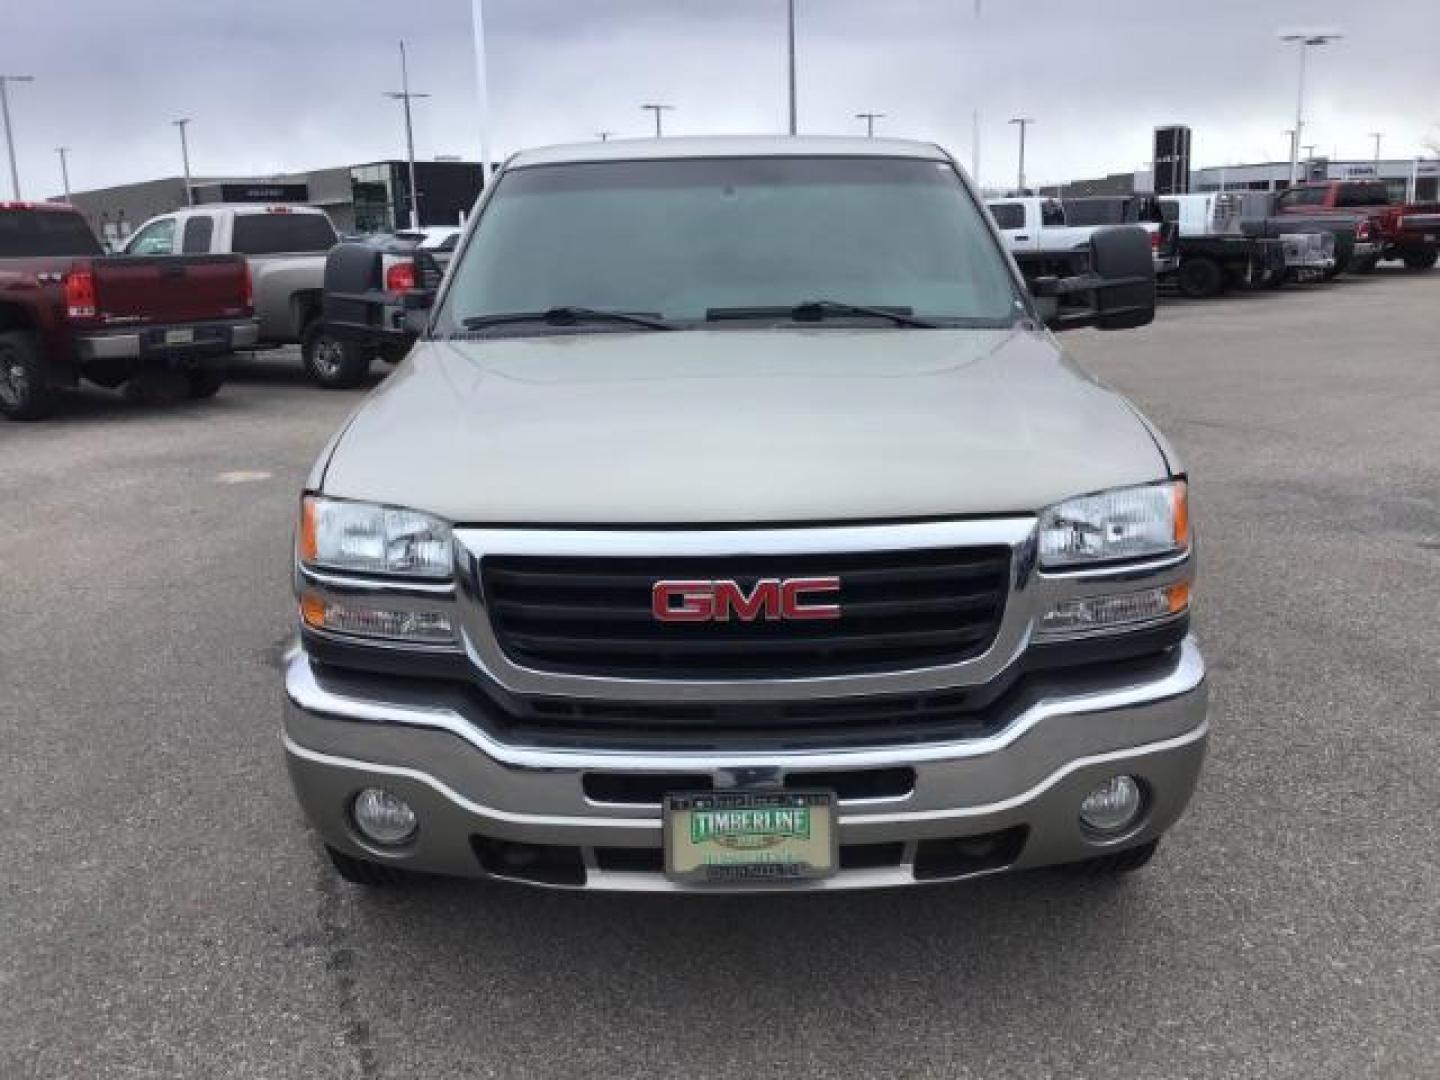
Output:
top-left (664, 789), bottom-right (837, 885)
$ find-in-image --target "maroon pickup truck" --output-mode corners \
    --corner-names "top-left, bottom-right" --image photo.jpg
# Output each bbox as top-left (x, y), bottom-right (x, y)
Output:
top-left (1275, 180), bottom-right (1440, 272)
top-left (0, 202), bottom-right (256, 420)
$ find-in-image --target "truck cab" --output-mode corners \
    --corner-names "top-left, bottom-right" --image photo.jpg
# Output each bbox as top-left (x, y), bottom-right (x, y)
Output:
top-left (282, 137), bottom-right (1206, 893)
top-left (123, 204), bottom-right (350, 384)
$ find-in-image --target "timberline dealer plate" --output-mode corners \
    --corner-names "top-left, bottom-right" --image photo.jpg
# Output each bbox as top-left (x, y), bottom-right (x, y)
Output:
top-left (663, 790), bottom-right (837, 885)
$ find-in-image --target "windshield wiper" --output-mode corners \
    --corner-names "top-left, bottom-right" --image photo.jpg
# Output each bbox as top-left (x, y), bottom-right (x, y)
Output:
top-left (459, 307), bottom-right (675, 332)
top-left (705, 300), bottom-right (939, 329)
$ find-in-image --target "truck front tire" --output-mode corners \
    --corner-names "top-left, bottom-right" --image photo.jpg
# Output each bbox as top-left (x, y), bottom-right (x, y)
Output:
top-left (1403, 249), bottom-right (1438, 271)
top-left (302, 321), bottom-right (372, 390)
top-left (1347, 255), bottom-right (1379, 275)
top-left (0, 330), bottom-right (56, 421)
top-left (1176, 257), bottom-right (1225, 299)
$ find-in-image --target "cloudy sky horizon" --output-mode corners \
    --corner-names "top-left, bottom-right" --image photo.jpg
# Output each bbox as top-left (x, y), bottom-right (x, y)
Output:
top-left (6, 0), bottom-right (1438, 201)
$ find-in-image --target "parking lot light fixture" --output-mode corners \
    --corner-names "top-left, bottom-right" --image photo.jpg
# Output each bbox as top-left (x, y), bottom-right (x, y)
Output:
top-left (55, 146), bottom-right (71, 201)
top-left (855, 112), bottom-right (885, 138)
top-left (0, 74), bottom-right (36, 200)
top-left (172, 119), bottom-right (194, 206)
top-left (385, 41), bottom-right (432, 230)
top-left (641, 103), bottom-right (674, 138)
top-left (1008, 117), bottom-right (1034, 194)
top-left (1278, 29), bottom-right (1343, 185)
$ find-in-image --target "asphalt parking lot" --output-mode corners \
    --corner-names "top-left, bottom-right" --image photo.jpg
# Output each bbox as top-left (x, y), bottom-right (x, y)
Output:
top-left (2, 268), bottom-right (1437, 1079)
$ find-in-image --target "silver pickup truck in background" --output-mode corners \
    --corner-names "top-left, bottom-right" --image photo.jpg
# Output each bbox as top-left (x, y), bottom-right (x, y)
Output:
top-left (284, 137), bottom-right (1206, 894)
top-left (123, 204), bottom-right (348, 385)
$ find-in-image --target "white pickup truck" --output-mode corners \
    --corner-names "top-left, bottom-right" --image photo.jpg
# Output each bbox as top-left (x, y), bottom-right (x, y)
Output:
top-left (987, 196), bottom-right (1179, 278)
top-left (123, 204), bottom-right (350, 386)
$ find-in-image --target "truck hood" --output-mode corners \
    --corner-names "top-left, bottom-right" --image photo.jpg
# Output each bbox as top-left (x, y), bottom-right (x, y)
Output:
top-left (320, 328), bottom-right (1172, 524)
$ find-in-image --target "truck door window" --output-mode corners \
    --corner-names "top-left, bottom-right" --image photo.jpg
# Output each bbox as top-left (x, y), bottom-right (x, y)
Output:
top-left (989, 203), bottom-right (1024, 230)
top-left (1040, 201), bottom-right (1065, 227)
top-left (126, 218), bottom-right (176, 255)
top-left (181, 215), bottom-right (214, 253)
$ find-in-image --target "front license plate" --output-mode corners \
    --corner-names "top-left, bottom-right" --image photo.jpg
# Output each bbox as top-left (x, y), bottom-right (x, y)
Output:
top-left (664, 790), bottom-right (837, 885)
top-left (164, 328), bottom-right (196, 346)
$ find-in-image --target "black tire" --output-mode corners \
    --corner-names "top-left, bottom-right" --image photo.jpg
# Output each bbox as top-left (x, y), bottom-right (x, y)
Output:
top-left (1069, 838), bottom-right (1161, 875)
top-left (1347, 255), bottom-right (1379, 275)
top-left (1176, 256), bottom-right (1225, 299)
top-left (185, 366), bottom-right (227, 399)
top-left (0, 329), bottom-right (56, 420)
top-left (325, 844), bottom-right (409, 886)
top-left (302, 321), bottom-right (372, 389)
top-left (1402, 249), bottom-right (1438, 271)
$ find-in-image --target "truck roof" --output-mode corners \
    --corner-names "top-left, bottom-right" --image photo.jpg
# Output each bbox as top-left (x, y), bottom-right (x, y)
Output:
top-left (508, 135), bottom-right (950, 169)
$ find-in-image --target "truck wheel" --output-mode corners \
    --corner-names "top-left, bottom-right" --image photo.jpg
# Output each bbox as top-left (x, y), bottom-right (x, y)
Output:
top-left (1402, 249), bottom-right (1438, 271)
top-left (1176, 257), bottom-right (1224, 299)
top-left (1069, 838), bottom-right (1160, 875)
top-left (325, 844), bottom-right (410, 886)
top-left (0, 330), bottom-right (57, 420)
top-left (185, 366), bottom-right (227, 400)
top-left (1347, 255), bottom-right (1379, 275)
top-left (302, 322), bottom-right (372, 390)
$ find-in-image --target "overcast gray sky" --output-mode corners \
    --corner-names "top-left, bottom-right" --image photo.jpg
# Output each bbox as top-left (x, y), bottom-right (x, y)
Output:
top-left (6, 0), bottom-right (1438, 200)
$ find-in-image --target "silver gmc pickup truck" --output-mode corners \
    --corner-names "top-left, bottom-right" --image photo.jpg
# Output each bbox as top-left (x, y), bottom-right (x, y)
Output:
top-left (284, 137), bottom-right (1207, 892)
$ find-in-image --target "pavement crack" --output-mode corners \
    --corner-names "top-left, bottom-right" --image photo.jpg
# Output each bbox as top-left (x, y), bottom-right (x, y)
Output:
top-left (313, 847), bottom-right (381, 1079)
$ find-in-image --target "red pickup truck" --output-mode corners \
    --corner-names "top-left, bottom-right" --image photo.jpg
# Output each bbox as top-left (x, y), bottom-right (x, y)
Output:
top-left (0, 202), bottom-right (256, 420)
top-left (1275, 181), bottom-right (1440, 272)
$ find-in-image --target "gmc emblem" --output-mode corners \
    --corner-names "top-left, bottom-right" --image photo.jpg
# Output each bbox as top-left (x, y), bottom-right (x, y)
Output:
top-left (651, 577), bottom-right (841, 623)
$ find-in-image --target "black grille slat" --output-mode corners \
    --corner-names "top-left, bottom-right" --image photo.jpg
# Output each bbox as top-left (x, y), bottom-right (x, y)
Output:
top-left (482, 546), bottom-right (1010, 680)
top-left (503, 623), bottom-right (996, 655)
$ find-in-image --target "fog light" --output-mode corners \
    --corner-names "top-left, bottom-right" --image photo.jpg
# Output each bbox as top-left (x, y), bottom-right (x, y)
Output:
top-left (1079, 775), bottom-right (1143, 835)
top-left (301, 591), bottom-right (455, 645)
top-left (351, 788), bottom-right (418, 846)
top-left (1038, 583), bottom-right (1189, 637)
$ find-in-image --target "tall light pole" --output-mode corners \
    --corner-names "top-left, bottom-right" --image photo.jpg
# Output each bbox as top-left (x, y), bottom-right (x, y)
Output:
top-left (55, 146), bottom-right (71, 201)
top-left (0, 74), bottom-right (35, 200)
top-left (641, 103), bottom-right (673, 138)
top-left (385, 41), bottom-right (431, 230)
top-left (786, 0), bottom-right (797, 135)
top-left (1008, 117), bottom-right (1034, 194)
top-left (470, 0), bottom-right (493, 187)
top-left (172, 118), bottom-right (194, 206)
top-left (1369, 131), bottom-right (1383, 170)
top-left (1279, 30), bottom-right (1343, 185)
top-left (971, 0), bottom-right (982, 190)
top-left (854, 112), bottom-right (884, 138)
top-left (596, 131), bottom-right (615, 142)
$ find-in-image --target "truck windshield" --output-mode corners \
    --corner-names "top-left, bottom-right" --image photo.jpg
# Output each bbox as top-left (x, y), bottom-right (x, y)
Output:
top-left (436, 156), bottom-right (1023, 332)
top-left (230, 212), bottom-right (337, 255)
top-left (0, 209), bottom-right (103, 257)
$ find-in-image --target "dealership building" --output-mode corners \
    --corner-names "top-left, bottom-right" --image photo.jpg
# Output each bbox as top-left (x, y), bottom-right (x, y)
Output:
top-left (62, 159), bottom-right (486, 246)
top-left (1047, 152), bottom-right (1438, 202)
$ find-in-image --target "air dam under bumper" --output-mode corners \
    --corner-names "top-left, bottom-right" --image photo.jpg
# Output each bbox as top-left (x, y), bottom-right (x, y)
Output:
top-left (282, 638), bottom-right (1208, 891)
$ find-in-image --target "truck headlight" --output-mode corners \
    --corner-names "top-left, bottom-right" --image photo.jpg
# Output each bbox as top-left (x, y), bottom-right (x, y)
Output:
top-left (299, 495), bottom-right (453, 579)
top-left (1038, 480), bottom-right (1188, 568)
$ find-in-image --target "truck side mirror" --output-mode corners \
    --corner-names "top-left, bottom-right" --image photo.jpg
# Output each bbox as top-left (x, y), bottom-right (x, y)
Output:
top-left (1089, 225), bottom-right (1155, 331)
top-left (1036, 226), bottom-right (1155, 332)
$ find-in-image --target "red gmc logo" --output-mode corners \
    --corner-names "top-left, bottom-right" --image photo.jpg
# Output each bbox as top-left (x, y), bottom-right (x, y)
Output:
top-left (651, 577), bottom-right (842, 623)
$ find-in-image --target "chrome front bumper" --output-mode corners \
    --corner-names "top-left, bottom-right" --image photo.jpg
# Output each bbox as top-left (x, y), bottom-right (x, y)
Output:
top-left (282, 637), bottom-right (1208, 892)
